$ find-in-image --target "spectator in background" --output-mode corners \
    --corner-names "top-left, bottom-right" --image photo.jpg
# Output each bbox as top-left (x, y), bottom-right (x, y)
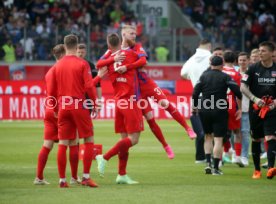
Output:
top-left (110, 4), bottom-right (124, 24)
top-left (155, 43), bottom-right (169, 62)
top-left (250, 48), bottom-right (260, 64)
top-left (20, 36), bottom-right (35, 60)
top-left (2, 38), bottom-right (15, 63)
top-left (15, 42), bottom-right (24, 60)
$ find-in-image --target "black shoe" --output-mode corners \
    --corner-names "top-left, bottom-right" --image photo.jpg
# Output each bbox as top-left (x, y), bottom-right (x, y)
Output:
top-left (261, 162), bottom-right (268, 169)
top-left (212, 169), bottom-right (223, 175)
top-left (205, 166), bottom-right (212, 174)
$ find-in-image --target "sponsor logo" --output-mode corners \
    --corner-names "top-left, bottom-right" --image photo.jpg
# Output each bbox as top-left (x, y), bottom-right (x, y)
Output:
top-left (116, 77), bottom-right (127, 82)
top-left (258, 78), bottom-right (276, 83)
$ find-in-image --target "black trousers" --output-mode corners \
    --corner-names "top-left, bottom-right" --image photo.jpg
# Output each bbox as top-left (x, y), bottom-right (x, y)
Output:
top-left (190, 113), bottom-right (205, 160)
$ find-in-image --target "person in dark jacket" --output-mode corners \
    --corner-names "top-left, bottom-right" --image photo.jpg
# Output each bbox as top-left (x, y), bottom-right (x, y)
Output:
top-left (192, 56), bottom-right (242, 175)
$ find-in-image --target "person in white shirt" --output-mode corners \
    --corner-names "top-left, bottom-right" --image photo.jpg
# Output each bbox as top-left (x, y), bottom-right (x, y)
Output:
top-left (238, 52), bottom-right (250, 166)
top-left (181, 39), bottom-right (212, 163)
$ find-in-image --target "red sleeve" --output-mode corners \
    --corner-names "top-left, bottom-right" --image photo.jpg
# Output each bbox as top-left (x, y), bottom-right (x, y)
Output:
top-left (126, 56), bottom-right (147, 70)
top-left (96, 50), bottom-right (114, 69)
top-left (93, 76), bottom-right (101, 86)
top-left (46, 66), bottom-right (58, 112)
top-left (133, 43), bottom-right (148, 58)
top-left (235, 72), bottom-right (242, 86)
top-left (96, 56), bottom-right (115, 69)
top-left (83, 62), bottom-right (96, 103)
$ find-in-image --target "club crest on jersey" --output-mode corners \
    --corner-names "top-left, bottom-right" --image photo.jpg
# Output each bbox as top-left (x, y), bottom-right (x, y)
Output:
top-left (242, 74), bottom-right (248, 81)
top-left (272, 71), bottom-right (276, 77)
top-left (140, 47), bottom-right (145, 52)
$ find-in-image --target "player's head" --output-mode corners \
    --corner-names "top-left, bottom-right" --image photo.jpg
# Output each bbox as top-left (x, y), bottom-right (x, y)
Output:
top-left (107, 33), bottom-right (121, 50)
top-left (238, 52), bottom-right (249, 69)
top-left (259, 41), bottom-right (275, 62)
top-left (77, 43), bottom-right (87, 58)
top-left (223, 51), bottom-right (236, 64)
top-left (52, 44), bottom-right (65, 60)
top-left (198, 39), bottom-right (211, 51)
top-left (121, 25), bottom-right (136, 46)
top-left (210, 56), bottom-right (223, 70)
top-left (64, 34), bottom-right (78, 52)
top-left (250, 48), bottom-right (260, 64)
top-left (213, 47), bottom-right (224, 58)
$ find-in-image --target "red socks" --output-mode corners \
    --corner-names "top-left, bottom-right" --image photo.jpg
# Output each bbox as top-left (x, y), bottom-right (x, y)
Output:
top-left (235, 143), bottom-right (242, 156)
top-left (147, 118), bottom-right (168, 148)
top-left (57, 144), bottom-right (67, 179)
top-left (36, 146), bottom-right (51, 179)
top-left (104, 137), bottom-right (132, 161)
top-left (69, 145), bottom-right (79, 179)
top-left (224, 140), bottom-right (231, 153)
top-left (166, 103), bottom-right (189, 129)
top-left (83, 143), bottom-right (94, 174)
top-left (118, 151), bottom-right (129, 176)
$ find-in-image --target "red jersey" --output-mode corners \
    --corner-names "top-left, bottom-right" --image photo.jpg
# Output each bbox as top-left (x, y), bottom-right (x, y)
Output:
top-left (45, 66), bottom-right (56, 98)
top-left (97, 45), bottom-right (147, 70)
top-left (107, 48), bottom-right (140, 100)
top-left (222, 66), bottom-right (242, 109)
top-left (45, 66), bottom-right (57, 111)
top-left (129, 43), bottom-right (152, 85)
top-left (49, 55), bottom-right (96, 110)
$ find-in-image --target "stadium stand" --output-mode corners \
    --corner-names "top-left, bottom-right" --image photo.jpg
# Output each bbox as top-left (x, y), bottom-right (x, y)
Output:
top-left (174, 0), bottom-right (276, 52)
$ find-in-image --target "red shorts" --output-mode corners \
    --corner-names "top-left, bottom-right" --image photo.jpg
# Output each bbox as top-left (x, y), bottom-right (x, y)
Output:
top-left (58, 109), bottom-right (93, 140)
top-left (139, 78), bottom-right (167, 114)
top-left (228, 108), bottom-right (241, 130)
top-left (115, 101), bottom-right (144, 134)
top-left (44, 109), bottom-right (58, 141)
top-left (139, 97), bottom-right (153, 115)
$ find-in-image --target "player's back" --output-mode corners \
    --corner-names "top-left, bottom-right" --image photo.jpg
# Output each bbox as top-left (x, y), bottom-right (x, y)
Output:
top-left (55, 55), bottom-right (90, 99)
top-left (223, 66), bottom-right (241, 108)
top-left (130, 43), bottom-right (154, 86)
top-left (223, 66), bottom-right (241, 86)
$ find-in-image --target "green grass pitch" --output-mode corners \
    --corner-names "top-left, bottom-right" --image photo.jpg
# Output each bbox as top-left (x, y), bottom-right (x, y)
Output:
top-left (0, 120), bottom-right (275, 204)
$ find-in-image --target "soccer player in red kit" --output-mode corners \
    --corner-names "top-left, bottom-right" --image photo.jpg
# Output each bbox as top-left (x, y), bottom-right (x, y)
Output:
top-left (96, 43), bottom-right (175, 159)
top-left (48, 34), bottom-right (101, 188)
top-left (222, 51), bottom-right (243, 167)
top-left (96, 33), bottom-right (144, 184)
top-left (119, 25), bottom-right (196, 148)
top-left (34, 44), bottom-right (70, 185)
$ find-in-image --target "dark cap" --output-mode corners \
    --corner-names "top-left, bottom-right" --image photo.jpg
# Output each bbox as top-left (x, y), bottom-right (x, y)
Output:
top-left (210, 56), bottom-right (223, 66)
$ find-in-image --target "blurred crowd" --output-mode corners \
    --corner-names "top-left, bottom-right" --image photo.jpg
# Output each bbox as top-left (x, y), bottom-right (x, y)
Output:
top-left (1, 0), bottom-right (276, 62)
top-left (175, 0), bottom-right (276, 51)
top-left (0, 0), bottom-right (140, 62)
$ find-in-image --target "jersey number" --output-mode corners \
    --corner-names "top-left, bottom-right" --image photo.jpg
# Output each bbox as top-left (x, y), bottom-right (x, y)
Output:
top-left (114, 62), bottom-right (122, 71)
top-left (154, 87), bottom-right (164, 95)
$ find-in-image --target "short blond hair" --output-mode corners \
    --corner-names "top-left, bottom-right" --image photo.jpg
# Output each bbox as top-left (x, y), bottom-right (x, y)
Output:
top-left (250, 48), bottom-right (259, 56)
top-left (121, 25), bottom-right (136, 31)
